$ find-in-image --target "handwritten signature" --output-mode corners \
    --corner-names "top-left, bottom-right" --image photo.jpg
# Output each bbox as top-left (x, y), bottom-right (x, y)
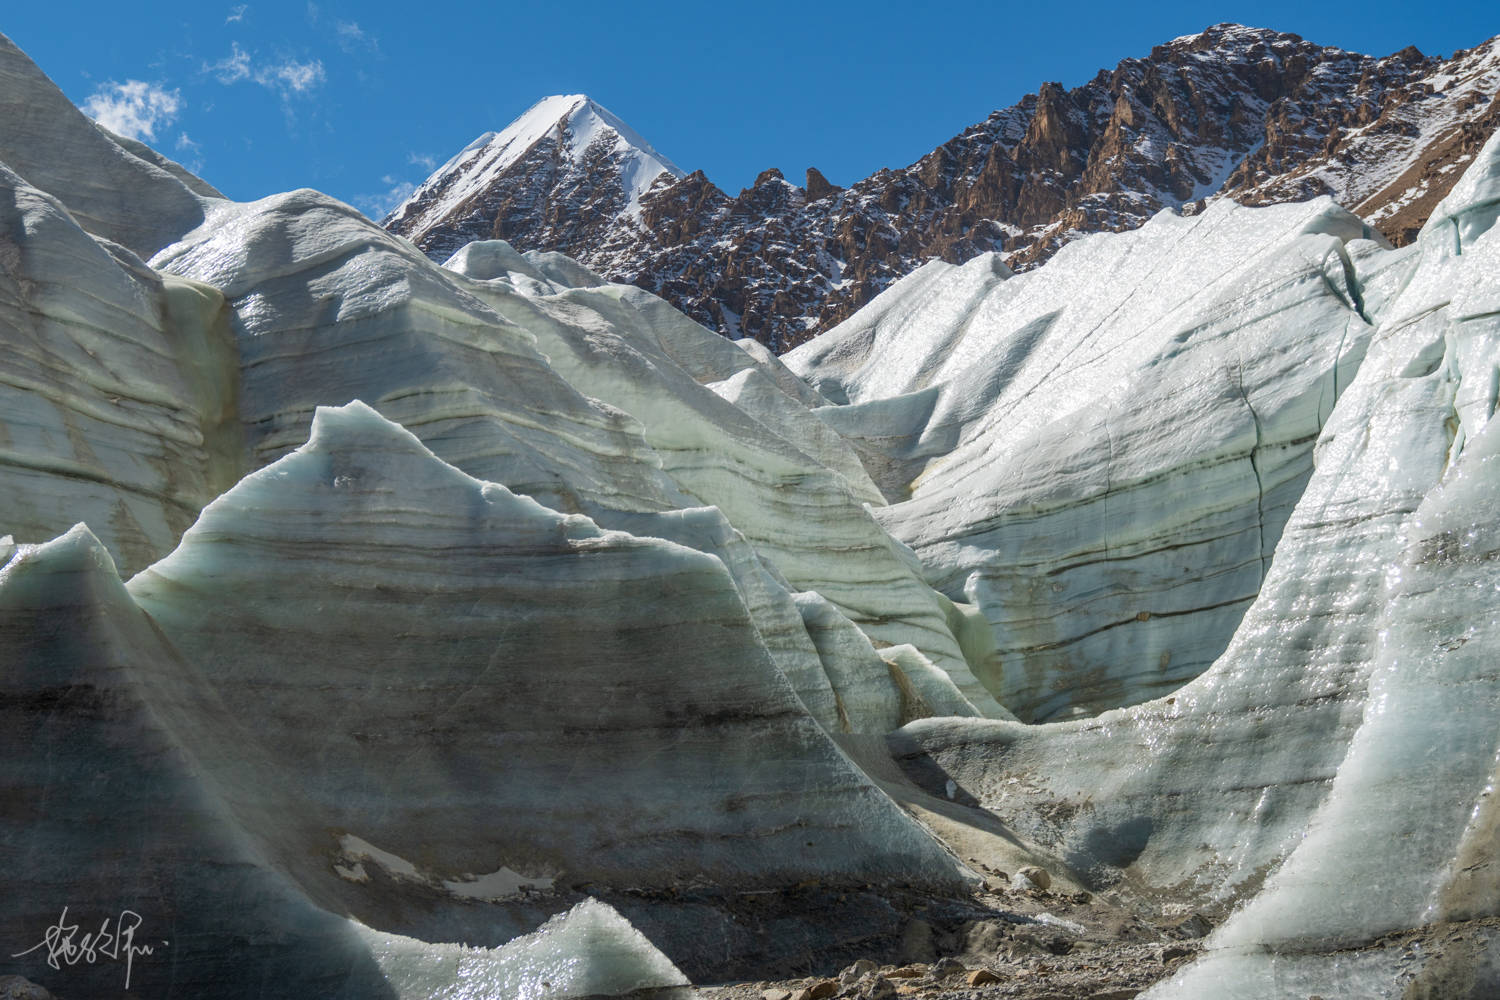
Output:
top-left (11, 906), bottom-right (164, 990)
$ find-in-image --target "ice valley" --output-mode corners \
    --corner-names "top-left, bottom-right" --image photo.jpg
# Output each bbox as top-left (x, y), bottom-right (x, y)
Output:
top-left (4, 26), bottom-right (1500, 1000)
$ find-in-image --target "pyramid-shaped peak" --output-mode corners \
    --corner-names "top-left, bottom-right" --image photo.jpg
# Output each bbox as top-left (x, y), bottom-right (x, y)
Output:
top-left (521, 94), bottom-right (683, 176)
top-left (426, 93), bottom-right (682, 191)
top-left (384, 92), bottom-right (683, 237)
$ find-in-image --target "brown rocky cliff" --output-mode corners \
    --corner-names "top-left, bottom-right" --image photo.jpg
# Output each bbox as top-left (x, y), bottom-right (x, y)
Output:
top-left (389, 26), bottom-right (1500, 352)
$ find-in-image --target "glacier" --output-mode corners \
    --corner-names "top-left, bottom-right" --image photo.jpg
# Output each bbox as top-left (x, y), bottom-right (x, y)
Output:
top-left (357, 899), bottom-right (691, 1000)
top-left (785, 197), bottom-right (1385, 721)
top-left (4, 24), bottom-right (1500, 1000)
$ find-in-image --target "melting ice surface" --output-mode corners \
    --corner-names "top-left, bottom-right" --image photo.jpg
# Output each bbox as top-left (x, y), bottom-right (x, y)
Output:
top-left (8, 19), bottom-right (1500, 996)
top-left (357, 899), bottom-right (690, 1000)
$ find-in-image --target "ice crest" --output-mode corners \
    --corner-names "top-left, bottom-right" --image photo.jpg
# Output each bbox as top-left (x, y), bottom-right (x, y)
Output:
top-left (357, 899), bottom-right (690, 1000)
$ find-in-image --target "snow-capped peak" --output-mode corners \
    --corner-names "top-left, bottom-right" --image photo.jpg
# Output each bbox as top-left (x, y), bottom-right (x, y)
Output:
top-left (383, 94), bottom-right (684, 237)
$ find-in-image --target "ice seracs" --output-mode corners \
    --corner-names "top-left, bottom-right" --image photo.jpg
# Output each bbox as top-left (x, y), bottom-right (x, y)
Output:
top-left (126, 400), bottom-right (971, 893)
top-left (0, 162), bottom-right (243, 575)
top-left (358, 899), bottom-right (690, 1000)
top-left (0, 525), bottom-right (390, 999)
top-left (7, 21), bottom-right (1500, 999)
top-left (1139, 124), bottom-right (1500, 998)
top-left (789, 197), bottom-right (1381, 720)
top-left (869, 127), bottom-right (1500, 999)
top-left (440, 239), bottom-right (1010, 721)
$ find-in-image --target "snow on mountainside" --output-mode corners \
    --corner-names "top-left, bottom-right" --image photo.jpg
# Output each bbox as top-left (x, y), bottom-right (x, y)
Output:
top-left (388, 24), bottom-right (1500, 352)
top-left (1229, 33), bottom-right (1500, 243)
top-left (382, 94), bottom-right (684, 261)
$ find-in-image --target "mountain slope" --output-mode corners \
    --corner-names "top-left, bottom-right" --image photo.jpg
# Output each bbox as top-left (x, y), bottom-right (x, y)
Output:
top-left (388, 25), bottom-right (1500, 352)
top-left (383, 94), bottom-right (684, 262)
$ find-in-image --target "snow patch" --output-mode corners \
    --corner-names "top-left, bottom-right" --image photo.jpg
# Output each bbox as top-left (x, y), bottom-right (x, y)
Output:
top-left (387, 94), bottom-right (683, 235)
top-left (338, 835), bottom-right (554, 900)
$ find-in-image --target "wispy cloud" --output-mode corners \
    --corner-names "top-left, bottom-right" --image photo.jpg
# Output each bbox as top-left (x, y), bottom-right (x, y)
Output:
top-left (335, 20), bottom-right (378, 53)
top-left (256, 58), bottom-right (325, 97)
top-left (208, 42), bottom-right (252, 83)
top-left (408, 152), bottom-right (437, 171)
top-left (226, 4), bottom-right (248, 23)
top-left (352, 174), bottom-right (418, 221)
top-left (206, 44), bottom-right (325, 98)
top-left (81, 80), bottom-right (182, 142)
top-left (175, 132), bottom-right (205, 172)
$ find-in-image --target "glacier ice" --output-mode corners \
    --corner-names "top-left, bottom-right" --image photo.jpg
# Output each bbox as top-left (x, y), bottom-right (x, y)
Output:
top-left (1139, 124), bottom-right (1500, 996)
top-left (870, 126), bottom-right (1500, 997)
top-left (6, 21), bottom-right (1500, 998)
top-left (137, 178), bottom-right (990, 732)
top-left (124, 400), bottom-right (969, 893)
top-left (0, 38), bottom-right (992, 986)
top-left (357, 899), bottom-right (690, 1000)
top-left (440, 243), bottom-right (1008, 718)
top-left (0, 162), bottom-right (244, 575)
top-left (0, 525), bottom-right (393, 999)
top-left (789, 198), bottom-right (1382, 720)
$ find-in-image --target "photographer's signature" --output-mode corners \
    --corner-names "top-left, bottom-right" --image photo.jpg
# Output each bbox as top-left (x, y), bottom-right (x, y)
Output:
top-left (11, 906), bottom-right (164, 990)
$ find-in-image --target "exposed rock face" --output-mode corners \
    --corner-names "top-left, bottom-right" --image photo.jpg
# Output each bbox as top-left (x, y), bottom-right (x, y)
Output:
top-left (383, 94), bottom-right (684, 264)
top-left (388, 25), bottom-right (1500, 351)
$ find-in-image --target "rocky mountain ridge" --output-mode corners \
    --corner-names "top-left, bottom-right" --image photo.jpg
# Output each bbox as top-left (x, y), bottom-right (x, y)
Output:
top-left (387, 24), bottom-right (1500, 351)
top-left (383, 93), bottom-right (684, 264)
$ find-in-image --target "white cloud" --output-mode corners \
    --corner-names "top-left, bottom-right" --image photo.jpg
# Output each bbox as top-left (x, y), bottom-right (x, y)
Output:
top-left (81, 80), bottom-right (182, 142)
top-left (352, 175), bottom-right (418, 221)
top-left (336, 20), bottom-right (378, 53)
top-left (206, 44), bottom-right (325, 99)
top-left (176, 132), bottom-right (201, 153)
top-left (226, 4), bottom-right (248, 23)
top-left (208, 42), bottom-right (252, 83)
top-left (256, 58), bottom-right (325, 96)
top-left (408, 152), bottom-right (437, 171)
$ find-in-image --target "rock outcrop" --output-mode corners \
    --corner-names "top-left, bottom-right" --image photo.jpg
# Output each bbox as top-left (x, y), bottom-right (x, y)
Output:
top-left (389, 25), bottom-right (1500, 353)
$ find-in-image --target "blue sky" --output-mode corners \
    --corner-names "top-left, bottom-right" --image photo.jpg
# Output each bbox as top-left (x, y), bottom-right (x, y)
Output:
top-left (5, 3), bottom-right (1496, 219)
